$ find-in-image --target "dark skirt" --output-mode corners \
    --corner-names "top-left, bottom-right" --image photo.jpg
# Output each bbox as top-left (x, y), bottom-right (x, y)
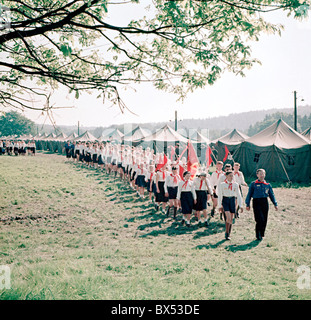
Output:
top-left (155, 181), bottom-right (168, 203)
top-left (194, 190), bottom-right (208, 211)
top-left (98, 155), bottom-right (104, 165)
top-left (130, 170), bottom-right (136, 182)
top-left (85, 152), bottom-right (91, 163)
top-left (180, 191), bottom-right (194, 214)
top-left (92, 154), bottom-right (98, 163)
top-left (146, 180), bottom-right (156, 193)
top-left (222, 196), bottom-right (236, 213)
top-left (167, 186), bottom-right (178, 200)
top-left (136, 175), bottom-right (146, 187)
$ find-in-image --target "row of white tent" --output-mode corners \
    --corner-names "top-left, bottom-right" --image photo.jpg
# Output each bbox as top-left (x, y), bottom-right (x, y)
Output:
top-left (1, 121), bottom-right (311, 182)
top-left (2, 122), bottom-right (310, 146)
top-left (0, 125), bottom-right (249, 145)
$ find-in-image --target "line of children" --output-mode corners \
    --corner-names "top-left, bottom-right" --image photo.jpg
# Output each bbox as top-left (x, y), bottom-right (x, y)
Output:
top-left (62, 140), bottom-right (277, 241)
top-left (0, 139), bottom-right (36, 156)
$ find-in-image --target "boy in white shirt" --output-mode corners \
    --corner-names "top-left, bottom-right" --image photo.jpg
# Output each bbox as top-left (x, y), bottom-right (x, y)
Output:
top-left (209, 161), bottom-right (224, 218)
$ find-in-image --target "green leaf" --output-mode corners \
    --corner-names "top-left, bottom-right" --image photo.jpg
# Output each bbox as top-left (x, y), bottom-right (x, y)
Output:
top-left (60, 44), bottom-right (72, 57)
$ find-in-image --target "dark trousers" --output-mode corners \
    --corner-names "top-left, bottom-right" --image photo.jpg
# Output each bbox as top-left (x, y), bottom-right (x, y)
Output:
top-left (253, 198), bottom-right (269, 238)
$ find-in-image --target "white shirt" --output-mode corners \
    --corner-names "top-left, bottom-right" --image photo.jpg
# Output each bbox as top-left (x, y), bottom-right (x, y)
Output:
top-left (217, 180), bottom-right (243, 208)
top-left (156, 170), bottom-right (167, 182)
top-left (217, 173), bottom-right (236, 193)
top-left (233, 171), bottom-right (246, 186)
top-left (176, 180), bottom-right (197, 201)
top-left (210, 170), bottom-right (224, 188)
top-left (164, 173), bottom-right (181, 193)
top-left (193, 177), bottom-right (213, 194)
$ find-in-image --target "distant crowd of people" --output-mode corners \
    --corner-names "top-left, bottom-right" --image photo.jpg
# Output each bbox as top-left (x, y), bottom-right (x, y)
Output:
top-left (0, 140), bottom-right (36, 156)
top-left (64, 141), bottom-right (278, 241)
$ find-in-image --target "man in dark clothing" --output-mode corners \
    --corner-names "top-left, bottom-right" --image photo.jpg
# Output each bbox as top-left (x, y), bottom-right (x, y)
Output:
top-left (245, 168), bottom-right (278, 241)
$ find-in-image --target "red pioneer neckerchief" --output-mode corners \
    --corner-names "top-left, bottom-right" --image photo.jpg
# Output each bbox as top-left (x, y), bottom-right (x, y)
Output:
top-left (225, 179), bottom-right (232, 190)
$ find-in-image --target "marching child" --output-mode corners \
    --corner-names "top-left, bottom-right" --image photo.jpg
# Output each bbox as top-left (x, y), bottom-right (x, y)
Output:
top-left (145, 164), bottom-right (156, 203)
top-left (194, 172), bottom-right (213, 226)
top-left (164, 166), bottom-right (181, 219)
top-left (209, 161), bottom-right (224, 218)
top-left (176, 171), bottom-right (197, 227)
top-left (218, 170), bottom-right (243, 240)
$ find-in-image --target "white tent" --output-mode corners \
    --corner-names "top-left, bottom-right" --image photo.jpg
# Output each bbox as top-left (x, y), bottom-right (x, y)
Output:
top-left (138, 125), bottom-right (188, 143)
top-left (66, 132), bottom-right (78, 141)
top-left (100, 128), bottom-right (124, 143)
top-left (123, 126), bottom-right (150, 143)
top-left (74, 131), bottom-right (98, 142)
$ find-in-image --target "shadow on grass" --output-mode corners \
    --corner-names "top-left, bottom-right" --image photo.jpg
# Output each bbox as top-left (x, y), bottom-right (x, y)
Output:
top-left (138, 217), bottom-right (225, 239)
top-left (195, 239), bottom-right (227, 250)
top-left (225, 239), bottom-right (261, 252)
top-left (195, 239), bottom-right (260, 252)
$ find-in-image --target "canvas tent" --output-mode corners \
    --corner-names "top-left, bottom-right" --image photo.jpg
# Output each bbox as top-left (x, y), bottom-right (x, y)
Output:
top-left (53, 132), bottom-right (68, 141)
top-left (74, 131), bottom-right (97, 142)
top-left (100, 128), bottom-right (124, 143)
top-left (190, 131), bottom-right (214, 164)
top-left (212, 128), bottom-right (249, 161)
top-left (122, 126), bottom-right (151, 146)
top-left (233, 119), bottom-right (311, 182)
top-left (42, 133), bottom-right (57, 140)
top-left (301, 127), bottom-right (311, 141)
top-left (137, 125), bottom-right (189, 154)
top-left (66, 132), bottom-right (78, 141)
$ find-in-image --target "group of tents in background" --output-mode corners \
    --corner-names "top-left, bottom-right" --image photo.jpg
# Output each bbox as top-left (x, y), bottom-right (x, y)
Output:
top-left (1, 119), bottom-right (311, 183)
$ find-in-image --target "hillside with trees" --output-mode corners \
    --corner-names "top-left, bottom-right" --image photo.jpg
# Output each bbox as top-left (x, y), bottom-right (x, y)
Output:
top-left (31, 105), bottom-right (311, 141)
top-left (247, 112), bottom-right (311, 136)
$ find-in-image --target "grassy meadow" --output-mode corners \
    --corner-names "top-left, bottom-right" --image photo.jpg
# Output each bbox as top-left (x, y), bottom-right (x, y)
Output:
top-left (0, 153), bottom-right (310, 300)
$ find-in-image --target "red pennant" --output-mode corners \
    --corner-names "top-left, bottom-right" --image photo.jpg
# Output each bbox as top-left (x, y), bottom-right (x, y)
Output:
top-left (187, 140), bottom-right (199, 180)
top-left (206, 146), bottom-right (212, 167)
top-left (223, 145), bottom-right (229, 162)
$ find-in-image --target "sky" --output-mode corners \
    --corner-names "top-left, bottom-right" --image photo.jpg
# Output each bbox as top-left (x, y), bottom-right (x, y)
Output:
top-left (20, 2), bottom-right (311, 129)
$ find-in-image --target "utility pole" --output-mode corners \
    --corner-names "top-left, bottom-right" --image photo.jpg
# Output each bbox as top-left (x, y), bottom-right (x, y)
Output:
top-left (294, 91), bottom-right (297, 131)
top-left (175, 110), bottom-right (177, 131)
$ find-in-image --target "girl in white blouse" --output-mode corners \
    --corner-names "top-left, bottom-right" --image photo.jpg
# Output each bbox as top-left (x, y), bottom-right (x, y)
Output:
top-left (218, 171), bottom-right (243, 240)
top-left (176, 171), bottom-right (197, 227)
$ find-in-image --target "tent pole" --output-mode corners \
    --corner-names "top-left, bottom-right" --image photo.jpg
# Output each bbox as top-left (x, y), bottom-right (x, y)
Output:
top-left (294, 91), bottom-right (297, 131)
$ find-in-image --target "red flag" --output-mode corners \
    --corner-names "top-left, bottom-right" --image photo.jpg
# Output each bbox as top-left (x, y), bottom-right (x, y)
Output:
top-left (187, 140), bottom-right (199, 180)
top-left (156, 153), bottom-right (168, 171)
top-left (170, 146), bottom-right (175, 161)
top-left (223, 145), bottom-right (229, 162)
top-left (206, 145), bottom-right (213, 167)
top-left (179, 165), bottom-right (185, 181)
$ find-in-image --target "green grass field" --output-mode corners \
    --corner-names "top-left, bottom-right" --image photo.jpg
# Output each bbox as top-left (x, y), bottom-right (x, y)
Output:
top-left (0, 153), bottom-right (310, 300)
